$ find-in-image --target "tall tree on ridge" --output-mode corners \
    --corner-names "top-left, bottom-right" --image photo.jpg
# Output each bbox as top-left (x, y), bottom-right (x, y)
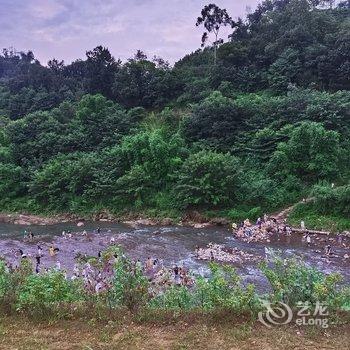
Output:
top-left (196, 3), bottom-right (234, 65)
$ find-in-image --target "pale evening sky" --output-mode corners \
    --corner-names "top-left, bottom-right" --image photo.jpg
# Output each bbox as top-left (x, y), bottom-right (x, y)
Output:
top-left (0, 0), bottom-right (260, 65)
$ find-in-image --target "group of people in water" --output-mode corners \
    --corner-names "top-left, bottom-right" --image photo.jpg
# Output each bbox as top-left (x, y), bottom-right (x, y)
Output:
top-left (12, 234), bottom-right (192, 293)
top-left (231, 214), bottom-right (337, 257)
top-left (232, 214), bottom-right (292, 243)
top-left (16, 243), bottom-right (60, 274)
top-left (7, 215), bottom-right (344, 293)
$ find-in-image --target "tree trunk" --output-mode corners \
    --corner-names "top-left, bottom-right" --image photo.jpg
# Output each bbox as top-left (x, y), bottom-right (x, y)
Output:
top-left (214, 33), bottom-right (218, 66)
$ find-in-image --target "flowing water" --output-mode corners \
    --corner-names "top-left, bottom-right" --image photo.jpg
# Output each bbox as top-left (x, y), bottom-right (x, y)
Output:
top-left (0, 222), bottom-right (349, 290)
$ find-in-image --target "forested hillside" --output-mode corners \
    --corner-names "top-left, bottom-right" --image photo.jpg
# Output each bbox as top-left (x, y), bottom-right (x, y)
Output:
top-left (0, 0), bottom-right (349, 227)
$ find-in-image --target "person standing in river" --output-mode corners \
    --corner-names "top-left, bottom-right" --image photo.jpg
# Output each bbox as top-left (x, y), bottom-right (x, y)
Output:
top-left (28, 231), bottom-right (34, 242)
top-left (210, 250), bottom-right (215, 262)
top-left (35, 255), bottom-right (41, 273)
top-left (325, 244), bottom-right (332, 256)
top-left (37, 245), bottom-right (43, 257)
top-left (305, 233), bottom-right (312, 246)
top-left (19, 249), bottom-right (27, 259)
top-left (49, 245), bottom-right (59, 257)
top-left (173, 265), bottom-right (180, 285)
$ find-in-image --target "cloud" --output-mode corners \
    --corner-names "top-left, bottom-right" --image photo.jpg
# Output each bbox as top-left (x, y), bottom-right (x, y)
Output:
top-left (0, 0), bottom-right (260, 65)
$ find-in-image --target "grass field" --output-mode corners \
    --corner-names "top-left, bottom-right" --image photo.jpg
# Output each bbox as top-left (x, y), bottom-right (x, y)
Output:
top-left (1, 315), bottom-right (349, 350)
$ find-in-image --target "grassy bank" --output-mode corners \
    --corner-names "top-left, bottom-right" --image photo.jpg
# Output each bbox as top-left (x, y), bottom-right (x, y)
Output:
top-left (1, 315), bottom-right (349, 350)
top-left (288, 203), bottom-right (350, 233)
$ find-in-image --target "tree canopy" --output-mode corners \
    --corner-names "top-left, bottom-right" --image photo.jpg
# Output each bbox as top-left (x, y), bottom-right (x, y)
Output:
top-left (0, 0), bottom-right (349, 218)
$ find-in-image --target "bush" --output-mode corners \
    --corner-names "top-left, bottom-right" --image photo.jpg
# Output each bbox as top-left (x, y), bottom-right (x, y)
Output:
top-left (0, 260), bottom-right (12, 310)
top-left (260, 256), bottom-right (343, 307)
top-left (182, 91), bottom-right (243, 151)
top-left (150, 285), bottom-right (195, 310)
top-left (175, 150), bottom-right (240, 208)
top-left (227, 206), bottom-right (263, 223)
top-left (150, 264), bottom-right (259, 314)
top-left (17, 270), bottom-right (83, 315)
top-left (194, 264), bottom-right (258, 313)
top-left (267, 122), bottom-right (341, 183)
top-left (311, 184), bottom-right (350, 217)
top-left (111, 256), bottom-right (150, 312)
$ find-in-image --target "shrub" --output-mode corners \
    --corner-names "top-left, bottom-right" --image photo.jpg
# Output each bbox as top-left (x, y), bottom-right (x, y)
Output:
top-left (149, 285), bottom-right (195, 310)
top-left (260, 256), bottom-right (343, 307)
top-left (311, 183), bottom-right (350, 217)
top-left (17, 270), bottom-right (83, 315)
top-left (0, 260), bottom-right (13, 311)
top-left (111, 256), bottom-right (150, 312)
top-left (194, 264), bottom-right (258, 313)
top-left (150, 264), bottom-right (259, 314)
top-left (175, 150), bottom-right (240, 208)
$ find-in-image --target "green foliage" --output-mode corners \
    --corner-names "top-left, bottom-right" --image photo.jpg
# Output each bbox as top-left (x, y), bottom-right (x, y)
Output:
top-left (17, 270), bottom-right (82, 314)
top-left (267, 122), bottom-right (341, 183)
top-left (289, 204), bottom-right (350, 232)
top-left (29, 152), bottom-right (98, 211)
top-left (227, 206), bottom-right (263, 223)
top-left (260, 256), bottom-right (343, 307)
top-left (150, 264), bottom-right (258, 313)
top-left (0, 261), bottom-right (11, 302)
top-left (0, 0), bottom-right (349, 223)
top-left (288, 183), bottom-right (350, 231)
top-left (175, 150), bottom-right (240, 208)
top-left (182, 91), bottom-right (242, 151)
top-left (113, 127), bottom-right (187, 207)
top-left (0, 163), bottom-right (24, 202)
top-left (194, 264), bottom-right (258, 312)
top-left (150, 285), bottom-right (195, 310)
top-left (112, 256), bottom-right (149, 311)
top-left (311, 183), bottom-right (350, 216)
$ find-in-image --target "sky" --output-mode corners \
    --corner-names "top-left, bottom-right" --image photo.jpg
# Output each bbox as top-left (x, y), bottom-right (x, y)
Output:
top-left (0, 0), bottom-right (260, 65)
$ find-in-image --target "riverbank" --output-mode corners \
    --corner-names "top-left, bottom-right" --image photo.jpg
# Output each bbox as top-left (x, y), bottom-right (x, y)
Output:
top-left (0, 210), bottom-right (230, 228)
top-left (1, 314), bottom-right (349, 350)
top-left (0, 203), bottom-right (348, 234)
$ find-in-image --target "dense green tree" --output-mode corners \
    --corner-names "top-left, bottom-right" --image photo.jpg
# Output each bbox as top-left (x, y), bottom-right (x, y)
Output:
top-left (85, 46), bottom-right (119, 99)
top-left (175, 150), bottom-right (240, 208)
top-left (182, 91), bottom-right (242, 151)
top-left (29, 152), bottom-right (98, 211)
top-left (267, 122), bottom-right (341, 183)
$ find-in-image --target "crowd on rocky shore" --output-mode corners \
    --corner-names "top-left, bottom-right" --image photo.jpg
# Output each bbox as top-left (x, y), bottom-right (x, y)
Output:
top-left (231, 214), bottom-right (292, 243)
top-left (195, 243), bottom-right (260, 264)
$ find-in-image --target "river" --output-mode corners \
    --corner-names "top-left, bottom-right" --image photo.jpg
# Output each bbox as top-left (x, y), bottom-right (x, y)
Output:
top-left (0, 221), bottom-right (349, 290)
